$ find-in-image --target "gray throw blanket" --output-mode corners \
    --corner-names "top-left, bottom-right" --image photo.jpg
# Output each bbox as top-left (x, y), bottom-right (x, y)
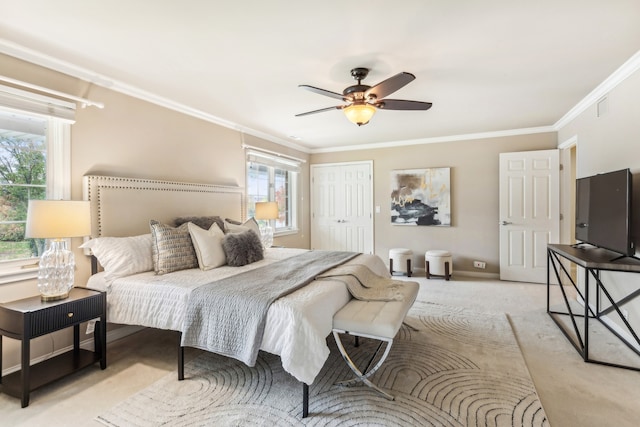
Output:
top-left (181, 250), bottom-right (359, 366)
top-left (316, 263), bottom-right (407, 301)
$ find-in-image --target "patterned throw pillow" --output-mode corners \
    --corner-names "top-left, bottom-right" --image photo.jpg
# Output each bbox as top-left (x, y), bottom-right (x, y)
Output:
top-left (149, 220), bottom-right (198, 274)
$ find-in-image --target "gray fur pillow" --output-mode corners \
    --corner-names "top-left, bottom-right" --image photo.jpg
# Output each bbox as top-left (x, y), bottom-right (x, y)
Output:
top-left (222, 229), bottom-right (264, 266)
top-left (174, 215), bottom-right (225, 231)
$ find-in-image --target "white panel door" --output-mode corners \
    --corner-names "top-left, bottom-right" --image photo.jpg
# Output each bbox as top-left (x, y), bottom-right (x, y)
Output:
top-left (311, 162), bottom-right (373, 253)
top-left (311, 165), bottom-right (341, 251)
top-left (499, 150), bottom-right (559, 283)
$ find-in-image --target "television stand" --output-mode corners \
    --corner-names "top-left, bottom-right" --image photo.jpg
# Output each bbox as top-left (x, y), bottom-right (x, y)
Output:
top-left (570, 242), bottom-right (592, 250)
top-left (607, 253), bottom-right (640, 263)
top-left (547, 244), bottom-right (640, 371)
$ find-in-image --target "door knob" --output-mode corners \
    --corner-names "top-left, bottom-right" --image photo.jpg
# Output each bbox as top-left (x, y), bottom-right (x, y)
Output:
top-left (500, 221), bottom-right (512, 226)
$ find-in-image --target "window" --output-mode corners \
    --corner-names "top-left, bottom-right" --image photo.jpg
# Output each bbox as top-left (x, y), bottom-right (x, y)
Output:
top-left (0, 107), bottom-right (71, 283)
top-left (0, 111), bottom-right (47, 263)
top-left (246, 149), bottom-right (300, 235)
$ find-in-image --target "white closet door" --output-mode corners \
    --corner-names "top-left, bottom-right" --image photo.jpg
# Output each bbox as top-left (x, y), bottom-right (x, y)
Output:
top-left (311, 161), bottom-right (373, 253)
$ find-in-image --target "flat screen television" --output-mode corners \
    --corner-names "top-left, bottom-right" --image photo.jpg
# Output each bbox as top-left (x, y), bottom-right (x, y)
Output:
top-left (575, 168), bottom-right (634, 257)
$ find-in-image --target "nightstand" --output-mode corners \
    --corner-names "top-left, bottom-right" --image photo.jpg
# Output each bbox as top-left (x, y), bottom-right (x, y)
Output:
top-left (0, 287), bottom-right (106, 407)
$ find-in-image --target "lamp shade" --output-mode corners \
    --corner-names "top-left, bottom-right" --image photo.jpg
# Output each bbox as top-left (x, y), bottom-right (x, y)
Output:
top-left (25, 200), bottom-right (91, 239)
top-left (344, 104), bottom-right (376, 126)
top-left (254, 201), bottom-right (279, 220)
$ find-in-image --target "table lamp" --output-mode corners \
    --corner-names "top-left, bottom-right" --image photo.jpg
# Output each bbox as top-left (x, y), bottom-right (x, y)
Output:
top-left (25, 200), bottom-right (91, 301)
top-left (254, 201), bottom-right (279, 248)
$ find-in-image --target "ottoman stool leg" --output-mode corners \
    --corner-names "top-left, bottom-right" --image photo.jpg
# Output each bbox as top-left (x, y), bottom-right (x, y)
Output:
top-left (444, 261), bottom-right (450, 281)
top-left (407, 259), bottom-right (412, 277)
top-left (425, 260), bottom-right (431, 279)
top-left (389, 258), bottom-right (394, 276)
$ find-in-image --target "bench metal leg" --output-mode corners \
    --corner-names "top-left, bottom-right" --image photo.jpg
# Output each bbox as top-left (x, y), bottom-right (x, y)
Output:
top-left (332, 330), bottom-right (395, 400)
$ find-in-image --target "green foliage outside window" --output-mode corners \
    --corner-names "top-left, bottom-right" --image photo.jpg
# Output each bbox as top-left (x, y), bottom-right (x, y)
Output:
top-left (0, 134), bottom-right (47, 260)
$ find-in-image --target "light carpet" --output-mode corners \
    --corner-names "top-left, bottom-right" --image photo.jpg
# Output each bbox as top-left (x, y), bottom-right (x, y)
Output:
top-left (96, 302), bottom-right (549, 426)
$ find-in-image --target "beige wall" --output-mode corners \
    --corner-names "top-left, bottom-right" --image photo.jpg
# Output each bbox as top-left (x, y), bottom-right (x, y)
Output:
top-left (558, 67), bottom-right (640, 341)
top-left (70, 85), bottom-right (311, 283)
top-left (311, 133), bottom-right (557, 275)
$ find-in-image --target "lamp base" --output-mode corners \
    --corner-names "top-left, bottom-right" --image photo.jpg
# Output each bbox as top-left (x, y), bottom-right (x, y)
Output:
top-left (38, 239), bottom-right (75, 302)
top-left (260, 225), bottom-right (274, 249)
top-left (40, 291), bottom-right (70, 302)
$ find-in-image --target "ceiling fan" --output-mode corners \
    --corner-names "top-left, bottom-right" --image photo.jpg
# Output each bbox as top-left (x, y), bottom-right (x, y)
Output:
top-left (296, 67), bottom-right (432, 126)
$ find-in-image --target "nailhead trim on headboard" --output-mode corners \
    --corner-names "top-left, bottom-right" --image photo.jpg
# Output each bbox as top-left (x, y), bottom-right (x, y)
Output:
top-left (83, 175), bottom-right (244, 239)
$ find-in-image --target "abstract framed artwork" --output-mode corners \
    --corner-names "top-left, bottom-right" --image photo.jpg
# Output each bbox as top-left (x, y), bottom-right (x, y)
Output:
top-left (391, 167), bottom-right (451, 226)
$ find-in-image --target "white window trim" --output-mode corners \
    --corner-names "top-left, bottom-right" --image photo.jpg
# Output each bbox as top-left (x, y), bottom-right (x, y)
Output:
top-left (245, 147), bottom-right (301, 235)
top-left (274, 170), bottom-right (299, 236)
top-left (0, 116), bottom-right (71, 284)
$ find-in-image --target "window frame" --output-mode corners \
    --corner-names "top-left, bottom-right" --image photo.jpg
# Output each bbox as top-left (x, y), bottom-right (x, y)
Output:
top-left (0, 110), bottom-right (71, 284)
top-left (245, 149), bottom-right (300, 236)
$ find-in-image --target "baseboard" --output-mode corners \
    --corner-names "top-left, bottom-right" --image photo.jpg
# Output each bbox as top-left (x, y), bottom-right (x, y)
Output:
top-left (409, 267), bottom-right (499, 280)
top-left (451, 270), bottom-right (500, 280)
top-left (1, 324), bottom-right (145, 377)
top-left (101, 325), bottom-right (146, 345)
top-left (577, 296), bottom-right (640, 353)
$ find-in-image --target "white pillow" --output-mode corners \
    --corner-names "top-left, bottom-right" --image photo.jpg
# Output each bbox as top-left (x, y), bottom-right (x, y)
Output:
top-left (80, 234), bottom-right (153, 282)
top-left (224, 217), bottom-right (260, 236)
top-left (188, 222), bottom-right (226, 270)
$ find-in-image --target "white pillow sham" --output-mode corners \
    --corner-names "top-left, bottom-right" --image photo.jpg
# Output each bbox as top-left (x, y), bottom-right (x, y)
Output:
top-left (188, 222), bottom-right (226, 270)
top-left (80, 234), bottom-right (153, 282)
top-left (224, 217), bottom-right (260, 236)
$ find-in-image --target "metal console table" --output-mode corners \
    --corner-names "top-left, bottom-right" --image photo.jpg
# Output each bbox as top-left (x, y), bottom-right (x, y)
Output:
top-left (547, 243), bottom-right (640, 371)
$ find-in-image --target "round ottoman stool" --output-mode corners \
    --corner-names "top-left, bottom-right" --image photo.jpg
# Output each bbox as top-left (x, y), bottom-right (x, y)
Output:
top-left (389, 248), bottom-right (413, 277)
top-left (425, 250), bottom-right (453, 280)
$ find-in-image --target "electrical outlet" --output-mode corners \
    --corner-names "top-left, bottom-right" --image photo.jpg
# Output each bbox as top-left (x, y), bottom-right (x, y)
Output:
top-left (473, 261), bottom-right (486, 269)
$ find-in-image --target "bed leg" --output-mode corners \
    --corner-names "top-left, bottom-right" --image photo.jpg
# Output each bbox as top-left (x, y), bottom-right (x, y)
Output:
top-left (302, 383), bottom-right (309, 418)
top-left (178, 332), bottom-right (184, 381)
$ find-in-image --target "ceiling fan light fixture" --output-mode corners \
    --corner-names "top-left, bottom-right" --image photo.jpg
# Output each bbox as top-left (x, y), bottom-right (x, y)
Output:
top-left (344, 103), bottom-right (376, 126)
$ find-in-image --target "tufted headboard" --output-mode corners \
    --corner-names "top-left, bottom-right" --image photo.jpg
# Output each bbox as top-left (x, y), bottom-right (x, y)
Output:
top-left (83, 175), bottom-right (244, 238)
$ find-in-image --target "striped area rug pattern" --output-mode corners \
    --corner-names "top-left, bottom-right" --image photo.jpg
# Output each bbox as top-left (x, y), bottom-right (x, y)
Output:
top-left (97, 301), bottom-right (549, 426)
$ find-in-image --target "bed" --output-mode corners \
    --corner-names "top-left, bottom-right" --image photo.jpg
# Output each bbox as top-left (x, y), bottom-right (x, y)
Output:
top-left (81, 175), bottom-right (391, 415)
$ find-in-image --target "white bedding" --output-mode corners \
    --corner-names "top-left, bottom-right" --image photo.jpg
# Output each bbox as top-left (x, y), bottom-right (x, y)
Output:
top-left (86, 248), bottom-right (390, 384)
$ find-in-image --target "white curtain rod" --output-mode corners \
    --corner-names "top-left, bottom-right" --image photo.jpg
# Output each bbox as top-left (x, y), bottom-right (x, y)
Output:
top-left (0, 75), bottom-right (104, 109)
top-left (242, 143), bottom-right (307, 163)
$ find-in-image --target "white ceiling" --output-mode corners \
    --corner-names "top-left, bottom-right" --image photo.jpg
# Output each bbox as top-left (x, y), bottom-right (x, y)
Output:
top-left (1, 1), bottom-right (640, 152)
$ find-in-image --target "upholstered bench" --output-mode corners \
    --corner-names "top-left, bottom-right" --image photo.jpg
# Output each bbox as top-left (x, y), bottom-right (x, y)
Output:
top-left (331, 281), bottom-right (419, 400)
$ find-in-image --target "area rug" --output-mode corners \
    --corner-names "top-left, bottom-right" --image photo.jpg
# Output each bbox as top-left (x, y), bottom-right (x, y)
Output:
top-left (96, 302), bottom-right (549, 426)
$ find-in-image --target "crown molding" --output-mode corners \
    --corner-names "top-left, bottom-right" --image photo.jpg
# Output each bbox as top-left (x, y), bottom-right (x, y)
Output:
top-left (553, 49), bottom-right (640, 131)
top-left (309, 126), bottom-right (556, 154)
top-left (0, 39), bottom-right (310, 154)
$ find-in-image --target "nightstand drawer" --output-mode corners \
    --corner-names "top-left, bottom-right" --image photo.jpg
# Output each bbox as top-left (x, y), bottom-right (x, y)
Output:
top-left (0, 288), bottom-right (107, 408)
top-left (29, 294), bottom-right (103, 337)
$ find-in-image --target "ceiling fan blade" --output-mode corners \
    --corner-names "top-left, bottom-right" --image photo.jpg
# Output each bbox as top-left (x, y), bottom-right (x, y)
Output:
top-left (295, 105), bottom-right (344, 117)
top-left (376, 99), bottom-right (433, 110)
top-left (365, 72), bottom-right (415, 99)
top-left (299, 85), bottom-right (346, 101)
